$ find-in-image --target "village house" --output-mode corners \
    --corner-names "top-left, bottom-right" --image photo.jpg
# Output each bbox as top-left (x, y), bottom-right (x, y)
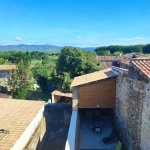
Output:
top-left (96, 55), bottom-right (119, 69)
top-left (0, 98), bottom-right (45, 150)
top-left (96, 53), bottom-right (147, 69)
top-left (112, 58), bottom-right (150, 150)
top-left (0, 65), bottom-right (17, 87)
top-left (65, 58), bottom-right (150, 150)
top-left (0, 59), bottom-right (150, 150)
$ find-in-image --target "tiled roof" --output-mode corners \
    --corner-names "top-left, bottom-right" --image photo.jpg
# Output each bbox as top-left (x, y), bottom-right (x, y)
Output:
top-left (0, 93), bottom-right (11, 98)
top-left (131, 59), bottom-right (150, 78)
top-left (96, 54), bottom-right (148, 69)
top-left (120, 53), bottom-right (148, 63)
top-left (96, 56), bottom-right (119, 69)
top-left (101, 62), bottom-right (113, 69)
top-left (51, 90), bottom-right (72, 98)
top-left (0, 65), bottom-right (17, 70)
top-left (0, 98), bottom-right (45, 149)
top-left (71, 68), bottom-right (117, 87)
top-left (96, 56), bottom-right (118, 61)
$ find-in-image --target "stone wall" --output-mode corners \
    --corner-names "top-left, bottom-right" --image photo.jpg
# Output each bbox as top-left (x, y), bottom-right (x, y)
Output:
top-left (22, 103), bottom-right (72, 150)
top-left (24, 117), bottom-right (46, 150)
top-left (113, 72), bottom-right (146, 150)
top-left (40, 103), bottom-right (72, 150)
top-left (128, 64), bottom-right (150, 83)
top-left (44, 103), bottom-right (72, 129)
top-left (140, 82), bottom-right (150, 150)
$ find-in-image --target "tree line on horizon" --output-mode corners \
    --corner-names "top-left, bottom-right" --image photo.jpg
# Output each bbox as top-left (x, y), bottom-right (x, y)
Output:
top-left (94, 44), bottom-right (150, 56)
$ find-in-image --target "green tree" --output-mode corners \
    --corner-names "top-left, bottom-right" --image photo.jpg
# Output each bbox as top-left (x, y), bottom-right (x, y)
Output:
top-left (8, 58), bottom-right (32, 99)
top-left (51, 46), bottom-right (101, 92)
top-left (143, 44), bottom-right (150, 53)
top-left (0, 57), bottom-right (11, 64)
top-left (57, 46), bottom-right (101, 78)
top-left (96, 50), bottom-right (111, 56)
top-left (12, 87), bottom-right (27, 99)
top-left (113, 51), bottom-right (123, 56)
top-left (31, 56), bottom-right (56, 92)
top-left (51, 71), bottom-right (72, 92)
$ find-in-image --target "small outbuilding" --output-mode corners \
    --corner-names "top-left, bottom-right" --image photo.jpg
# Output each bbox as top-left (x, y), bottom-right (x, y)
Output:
top-left (0, 65), bottom-right (17, 87)
top-left (71, 68), bottom-right (117, 109)
top-left (51, 90), bottom-right (72, 103)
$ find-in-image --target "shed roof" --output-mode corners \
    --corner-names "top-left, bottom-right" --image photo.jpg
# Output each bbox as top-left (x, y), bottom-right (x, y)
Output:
top-left (0, 98), bottom-right (45, 149)
top-left (131, 59), bottom-right (150, 78)
top-left (71, 68), bottom-right (117, 87)
top-left (0, 65), bottom-right (17, 70)
top-left (51, 90), bottom-right (72, 98)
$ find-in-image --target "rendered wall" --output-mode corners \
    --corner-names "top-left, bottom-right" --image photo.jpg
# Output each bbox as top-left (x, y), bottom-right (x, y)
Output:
top-left (72, 87), bottom-right (78, 110)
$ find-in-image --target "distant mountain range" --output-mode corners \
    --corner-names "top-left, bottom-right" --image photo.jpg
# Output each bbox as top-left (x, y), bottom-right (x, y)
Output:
top-left (0, 44), bottom-right (96, 52)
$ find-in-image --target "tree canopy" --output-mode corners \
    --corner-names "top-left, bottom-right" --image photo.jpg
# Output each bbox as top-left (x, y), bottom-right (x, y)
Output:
top-left (51, 46), bottom-right (101, 92)
top-left (94, 44), bottom-right (146, 55)
top-left (8, 53), bottom-right (32, 99)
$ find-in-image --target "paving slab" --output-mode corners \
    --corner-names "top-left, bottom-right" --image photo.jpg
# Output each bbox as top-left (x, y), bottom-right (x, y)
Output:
top-left (79, 117), bottom-right (118, 150)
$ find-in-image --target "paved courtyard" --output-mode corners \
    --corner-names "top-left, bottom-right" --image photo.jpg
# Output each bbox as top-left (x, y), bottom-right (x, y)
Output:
top-left (79, 116), bottom-right (118, 150)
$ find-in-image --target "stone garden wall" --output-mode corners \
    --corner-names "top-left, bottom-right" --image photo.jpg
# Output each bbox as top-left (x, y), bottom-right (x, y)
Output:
top-left (140, 82), bottom-right (150, 150)
top-left (113, 70), bottom-right (147, 150)
top-left (24, 117), bottom-right (46, 150)
top-left (39, 103), bottom-right (72, 150)
top-left (25, 103), bottom-right (72, 150)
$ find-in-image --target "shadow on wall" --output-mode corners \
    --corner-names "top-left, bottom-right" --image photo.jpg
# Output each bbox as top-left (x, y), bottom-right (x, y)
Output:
top-left (36, 103), bottom-right (72, 150)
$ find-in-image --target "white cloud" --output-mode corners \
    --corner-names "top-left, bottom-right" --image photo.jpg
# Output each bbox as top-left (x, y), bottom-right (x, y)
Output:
top-left (14, 37), bottom-right (22, 41)
top-left (77, 36), bottom-right (82, 39)
top-left (116, 36), bottom-right (144, 41)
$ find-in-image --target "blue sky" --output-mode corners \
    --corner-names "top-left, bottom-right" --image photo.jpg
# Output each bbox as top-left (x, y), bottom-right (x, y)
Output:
top-left (0, 0), bottom-right (150, 47)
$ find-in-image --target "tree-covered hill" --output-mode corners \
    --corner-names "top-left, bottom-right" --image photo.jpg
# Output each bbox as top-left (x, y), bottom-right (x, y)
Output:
top-left (0, 44), bottom-right (62, 52)
top-left (94, 44), bottom-right (150, 55)
top-left (0, 44), bottom-right (96, 52)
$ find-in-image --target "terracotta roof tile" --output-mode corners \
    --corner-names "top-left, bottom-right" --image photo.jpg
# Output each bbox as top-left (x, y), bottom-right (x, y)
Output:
top-left (101, 62), bottom-right (113, 69)
top-left (96, 56), bottom-right (118, 61)
top-left (71, 68), bottom-right (117, 87)
top-left (131, 59), bottom-right (150, 78)
top-left (96, 56), bottom-right (119, 69)
top-left (0, 98), bottom-right (45, 149)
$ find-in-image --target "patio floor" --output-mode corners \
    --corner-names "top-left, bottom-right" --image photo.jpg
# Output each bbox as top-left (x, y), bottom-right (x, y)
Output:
top-left (79, 116), bottom-right (118, 150)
